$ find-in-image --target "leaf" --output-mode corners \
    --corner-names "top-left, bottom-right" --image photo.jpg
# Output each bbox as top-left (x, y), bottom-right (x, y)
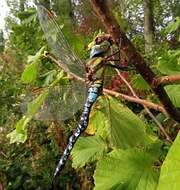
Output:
top-left (94, 144), bottom-right (161, 190)
top-left (21, 61), bottom-right (39, 84)
top-left (15, 116), bottom-right (31, 133)
top-left (7, 116), bottom-right (30, 143)
top-left (157, 50), bottom-right (180, 75)
top-left (72, 136), bottom-right (108, 168)
top-left (88, 110), bottom-right (108, 137)
top-left (7, 129), bottom-right (27, 144)
top-left (165, 85), bottom-right (180, 108)
top-left (27, 90), bottom-right (49, 116)
top-left (157, 132), bottom-right (180, 190)
top-left (164, 17), bottom-right (180, 34)
top-left (91, 96), bottom-right (152, 149)
top-left (21, 46), bottom-right (45, 84)
top-left (132, 74), bottom-right (150, 90)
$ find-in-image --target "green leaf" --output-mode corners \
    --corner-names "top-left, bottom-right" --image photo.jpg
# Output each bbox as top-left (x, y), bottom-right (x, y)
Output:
top-left (157, 132), bottom-right (180, 190)
top-left (15, 116), bottom-right (31, 133)
top-left (7, 129), bottom-right (27, 144)
top-left (165, 85), bottom-right (180, 108)
top-left (157, 50), bottom-right (180, 75)
top-left (21, 46), bottom-right (45, 84)
top-left (27, 90), bottom-right (49, 116)
top-left (91, 96), bottom-right (152, 149)
top-left (72, 136), bottom-right (108, 168)
top-left (164, 17), bottom-right (180, 34)
top-left (21, 60), bottom-right (39, 83)
top-left (94, 144), bottom-right (161, 190)
top-left (132, 74), bottom-right (150, 90)
top-left (7, 116), bottom-right (30, 143)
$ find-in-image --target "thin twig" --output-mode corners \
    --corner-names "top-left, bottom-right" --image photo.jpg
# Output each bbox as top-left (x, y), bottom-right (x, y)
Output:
top-left (44, 53), bottom-right (85, 82)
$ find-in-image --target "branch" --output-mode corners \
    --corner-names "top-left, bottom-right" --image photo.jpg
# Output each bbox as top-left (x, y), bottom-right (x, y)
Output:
top-left (153, 75), bottom-right (180, 87)
top-left (89, 0), bottom-right (180, 123)
top-left (103, 89), bottom-right (168, 117)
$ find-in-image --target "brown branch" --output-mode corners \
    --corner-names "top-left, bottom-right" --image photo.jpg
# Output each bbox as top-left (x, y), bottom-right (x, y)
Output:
top-left (103, 89), bottom-right (168, 117)
top-left (153, 75), bottom-right (180, 87)
top-left (89, 0), bottom-right (180, 123)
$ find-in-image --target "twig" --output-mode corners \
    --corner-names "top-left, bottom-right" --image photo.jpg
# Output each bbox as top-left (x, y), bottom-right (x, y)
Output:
top-left (44, 53), bottom-right (85, 82)
top-left (153, 75), bottom-right (180, 87)
top-left (103, 89), bottom-right (168, 116)
top-left (0, 151), bottom-right (8, 158)
top-left (115, 69), bottom-right (172, 143)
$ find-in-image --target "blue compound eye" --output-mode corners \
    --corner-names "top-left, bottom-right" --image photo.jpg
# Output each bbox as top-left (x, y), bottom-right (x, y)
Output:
top-left (90, 45), bottom-right (103, 58)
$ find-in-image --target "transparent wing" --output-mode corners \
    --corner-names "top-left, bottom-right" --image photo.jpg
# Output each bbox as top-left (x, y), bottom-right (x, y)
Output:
top-left (36, 81), bottom-right (86, 121)
top-left (37, 5), bottom-right (85, 78)
top-left (21, 81), bottom-right (86, 121)
top-left (27, 5), bottom-right (88, 121)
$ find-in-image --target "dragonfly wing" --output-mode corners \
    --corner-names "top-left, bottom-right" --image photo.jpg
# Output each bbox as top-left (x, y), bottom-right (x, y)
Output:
top-left (37, 5), bottom-right (85, 78)
top-left (21, 81), bottom-right (87, 121)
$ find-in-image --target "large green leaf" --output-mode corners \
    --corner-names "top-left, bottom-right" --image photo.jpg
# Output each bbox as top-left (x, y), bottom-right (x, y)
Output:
top-left (165, 85), bottom-right (180, 108)
top-left (94, 143), bottom-right (161, 190)
top-left (157, 132), bottom-right (180, 190)
top-left (72, 136), bottom-right (108, 168)
top-left (21, 46), bottom-right (45, 83)
top-left (91, 96), bottom-right (152, 149)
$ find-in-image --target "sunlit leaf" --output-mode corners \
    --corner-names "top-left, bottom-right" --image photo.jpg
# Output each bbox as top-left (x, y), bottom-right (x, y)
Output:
top-left (164, 17), bottom-right (180, 34)
top-left (7, 116), bottom-right (30, 143)
top-left (157, 50), bottom-right (180, 75)
top-left (21, 46), bottom-right (45, 83)
top-left (7, 129), bottom-right (27, 144)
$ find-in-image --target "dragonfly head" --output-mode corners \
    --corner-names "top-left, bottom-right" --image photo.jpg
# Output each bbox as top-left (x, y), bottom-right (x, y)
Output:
top-left (90, 34), bottom-right (113, 58)
top-left (90, 41), bottom-right (111, 58)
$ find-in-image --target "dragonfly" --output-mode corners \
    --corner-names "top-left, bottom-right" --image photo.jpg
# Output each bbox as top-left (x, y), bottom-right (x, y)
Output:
top-left (36, 5), bottom-right (131, 180)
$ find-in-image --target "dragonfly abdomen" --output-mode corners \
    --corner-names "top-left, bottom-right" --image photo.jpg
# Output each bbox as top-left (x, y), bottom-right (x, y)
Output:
top-left (54, 81), bottom-right (103, 178)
